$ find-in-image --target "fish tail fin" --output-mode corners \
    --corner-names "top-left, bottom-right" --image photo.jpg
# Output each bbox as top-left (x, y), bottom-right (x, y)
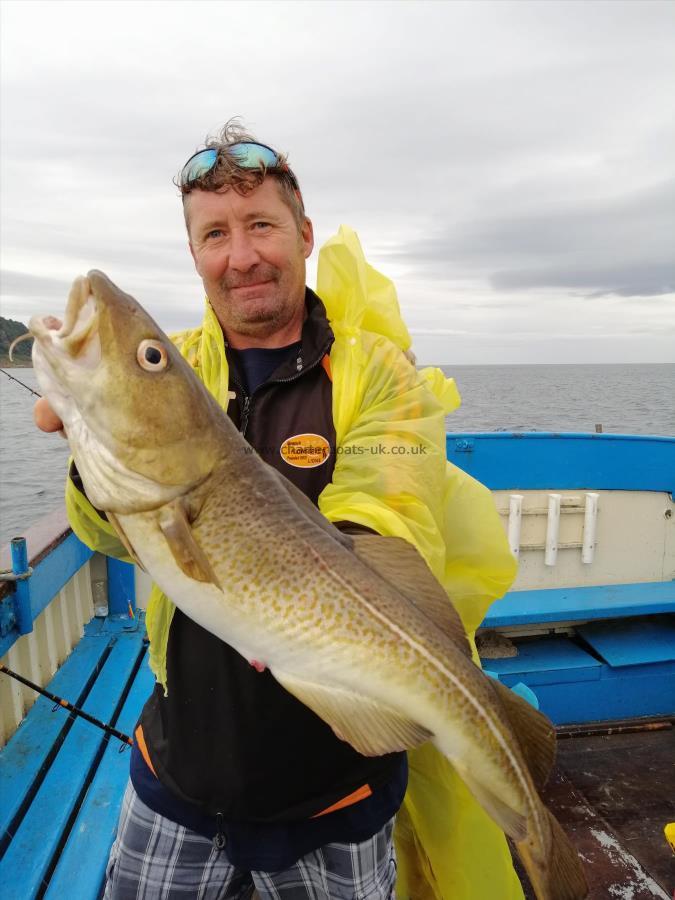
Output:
top-left (517, 805), bottom-right (588, 900)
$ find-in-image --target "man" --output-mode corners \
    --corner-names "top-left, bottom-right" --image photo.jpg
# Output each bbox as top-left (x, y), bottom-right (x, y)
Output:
top-left (36, 123), bottom-right (417, 898)
top-left (36, 123), bottom-right (521, 899)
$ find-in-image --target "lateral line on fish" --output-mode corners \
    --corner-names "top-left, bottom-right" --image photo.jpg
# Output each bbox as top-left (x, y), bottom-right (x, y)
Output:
top-left (303, 539), bottom-right (544, 844)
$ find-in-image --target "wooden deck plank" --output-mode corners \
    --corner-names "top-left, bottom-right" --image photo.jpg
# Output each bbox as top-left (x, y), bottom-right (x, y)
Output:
top-left (44, 648), bottom-right (154, 900)
top-left (0, 631), bottom-right (146, 900)
top-left (514, 728), bottom-right (675, 898)
top-left (0, 629), bottom-right (112, 844)
top-left (554, 728), bottom-right (675, 897)
top-left (544, 770), bottom-right (670, 899)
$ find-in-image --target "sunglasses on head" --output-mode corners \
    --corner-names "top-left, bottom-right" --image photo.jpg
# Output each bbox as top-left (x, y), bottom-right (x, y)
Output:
top-left (180, 141), bottom-right (301, 197)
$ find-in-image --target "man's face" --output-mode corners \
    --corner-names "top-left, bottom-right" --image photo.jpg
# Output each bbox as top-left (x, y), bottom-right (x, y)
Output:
top-left (186, 179), bottom-right (314, 341)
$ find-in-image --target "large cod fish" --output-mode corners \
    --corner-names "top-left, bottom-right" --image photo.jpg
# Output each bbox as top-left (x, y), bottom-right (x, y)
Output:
top-left (29, 272), bottom-right (587, 900)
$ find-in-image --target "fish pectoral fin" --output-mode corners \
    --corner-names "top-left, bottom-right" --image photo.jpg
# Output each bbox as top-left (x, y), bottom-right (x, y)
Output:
top-left (454, 765), bottom-right (529, 843)
top-left (158, 499), bottom-right (221, 589)
top-left (488, 677), bottom-right (557, 791)
top-left (273, 671), bottom-right (432, 757)
top-left (107, 512), bottom-right (146, 570)
top-left (351, 534), bottom-right (472, 657)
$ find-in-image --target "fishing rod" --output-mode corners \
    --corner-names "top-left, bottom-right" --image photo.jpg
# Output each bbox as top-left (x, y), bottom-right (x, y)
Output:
top-left (0, 367), bottom-right (42, 399)
top-left (0, 663), bottom-right (133, 747)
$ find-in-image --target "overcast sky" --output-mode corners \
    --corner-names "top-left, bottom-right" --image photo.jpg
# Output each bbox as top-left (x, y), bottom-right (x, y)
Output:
top-left (1, 0), bottom-right (674, 364)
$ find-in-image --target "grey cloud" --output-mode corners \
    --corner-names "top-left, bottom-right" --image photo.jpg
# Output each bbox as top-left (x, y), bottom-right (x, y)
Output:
top-left (1, 270), bottom-right (72, 296)
top-left (390, 179), bottom-right (675, 297)
top-left (2, 0), bottom-right (675, 362)
top-left (492, 263), bottom-right (675, 297)
top-left (463, 180), bottom-right (674, 258)
top-left (409, 328), bottom-right (468, 336)
top-left (0, 268), bottom-right (206, 333)
top-left (3, 219), bottom-right (190, 278)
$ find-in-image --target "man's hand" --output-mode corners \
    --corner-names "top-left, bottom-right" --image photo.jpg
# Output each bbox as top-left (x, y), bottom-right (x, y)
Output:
top-left (34, 398), bottom-right (64, 433)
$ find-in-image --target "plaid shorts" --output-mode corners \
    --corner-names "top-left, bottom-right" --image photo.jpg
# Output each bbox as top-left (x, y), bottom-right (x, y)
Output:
top-left (104, 782), bottom-right (397, 899)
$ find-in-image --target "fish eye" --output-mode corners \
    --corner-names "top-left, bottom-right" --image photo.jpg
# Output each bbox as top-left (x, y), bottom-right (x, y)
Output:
top-left (137, 339), bottom-right (168, 372)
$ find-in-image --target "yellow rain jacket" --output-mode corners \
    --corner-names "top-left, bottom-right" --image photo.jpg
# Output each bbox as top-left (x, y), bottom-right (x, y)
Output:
top-left (65, 226), bottom-right (522, 899)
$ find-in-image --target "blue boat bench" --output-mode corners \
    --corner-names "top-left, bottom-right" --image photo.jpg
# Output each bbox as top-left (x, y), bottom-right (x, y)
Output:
top-left (0, 615), bottom-right (151, 900)
top-left (450, 433), bottom-right (675, 728)
top-left (480, 582), bottom-right (675, 725)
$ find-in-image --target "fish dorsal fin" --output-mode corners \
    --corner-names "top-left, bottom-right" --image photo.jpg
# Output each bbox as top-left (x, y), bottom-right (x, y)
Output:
top-left (107, 512), bottom-right (146, 571)
top-left (271, 466), bottom-right (353, 549)
top-left (351, 533), bottom-right (472, 658)
top-left (273, 670), bottom-right (432, 757)
top-left (158, 498), bottom-right (221, 588)
top-left (488, 677), bottom-right (557, 791)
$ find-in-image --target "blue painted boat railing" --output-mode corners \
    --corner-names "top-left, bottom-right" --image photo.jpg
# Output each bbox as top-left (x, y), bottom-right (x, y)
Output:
top-left (0, 532), bottom-right (93, 660)
top-left (0, 541), bottom-right (135, 660)
top-left (446, 431), bottom-right (675, 494)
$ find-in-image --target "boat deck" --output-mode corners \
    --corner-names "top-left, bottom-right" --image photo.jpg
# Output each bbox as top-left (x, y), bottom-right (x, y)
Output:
top-left (514, 724), bottom-right (675, 899)
top-left (2, 616), bottom-right (672, 898)
top-left (0, 617), bottom-right (151, 899)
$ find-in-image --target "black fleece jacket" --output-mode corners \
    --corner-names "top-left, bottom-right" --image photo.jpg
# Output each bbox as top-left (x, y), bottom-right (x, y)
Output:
top-left (137, 288), bottom-right (406, 823)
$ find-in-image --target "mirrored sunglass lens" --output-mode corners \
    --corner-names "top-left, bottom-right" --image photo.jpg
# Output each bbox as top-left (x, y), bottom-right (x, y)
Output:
top-left (229, 143), bottom-right (279, 168)
top-left (182, 149), bottom-right (218, 183)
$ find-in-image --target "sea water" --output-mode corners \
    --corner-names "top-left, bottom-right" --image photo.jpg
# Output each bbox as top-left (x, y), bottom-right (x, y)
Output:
top-left (1, 364), bottom-right (673, 546)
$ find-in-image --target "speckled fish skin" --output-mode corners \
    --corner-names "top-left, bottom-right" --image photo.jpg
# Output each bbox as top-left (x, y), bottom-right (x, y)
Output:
top-left (29, 271), bottom-right (587, 900)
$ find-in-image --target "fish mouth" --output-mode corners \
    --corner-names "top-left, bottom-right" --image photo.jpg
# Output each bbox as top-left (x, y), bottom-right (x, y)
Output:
top-left (29, 276), bottom-right (101, 366)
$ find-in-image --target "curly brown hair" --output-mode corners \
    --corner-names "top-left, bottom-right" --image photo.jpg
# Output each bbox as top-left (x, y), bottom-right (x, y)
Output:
top-left (176, 118), bottom-right (306, 227)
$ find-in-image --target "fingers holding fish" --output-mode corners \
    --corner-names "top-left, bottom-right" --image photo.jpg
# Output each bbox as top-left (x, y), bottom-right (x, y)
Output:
top-left (34, 397), bottom-right (64, 433)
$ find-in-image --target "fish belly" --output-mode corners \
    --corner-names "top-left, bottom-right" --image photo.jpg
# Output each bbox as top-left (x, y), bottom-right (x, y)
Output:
top-left (118, 505), bottom-right (533, 839)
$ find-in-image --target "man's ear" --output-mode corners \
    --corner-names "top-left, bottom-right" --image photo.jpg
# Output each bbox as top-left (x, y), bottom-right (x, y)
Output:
top-left (302, 217), bottom-right (314, 259)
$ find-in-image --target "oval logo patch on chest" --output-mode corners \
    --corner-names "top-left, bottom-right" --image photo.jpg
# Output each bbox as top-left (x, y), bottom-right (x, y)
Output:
top-left (280, 433), bottom-right (331, 468)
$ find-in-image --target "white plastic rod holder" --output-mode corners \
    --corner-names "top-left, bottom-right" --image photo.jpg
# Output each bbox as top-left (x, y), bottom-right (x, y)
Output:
top-left (545, 494), bottom-right (561, 566)
top-left (508, 494), bottom-right (524, 557)
top-left (582, 492), bottom-right (599, 564)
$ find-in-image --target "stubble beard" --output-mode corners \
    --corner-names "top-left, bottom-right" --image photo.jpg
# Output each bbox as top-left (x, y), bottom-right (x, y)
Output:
top-left (214, 267), bottom-right (297, 338)
top-left (215, 265), bottom-right (304, 338)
